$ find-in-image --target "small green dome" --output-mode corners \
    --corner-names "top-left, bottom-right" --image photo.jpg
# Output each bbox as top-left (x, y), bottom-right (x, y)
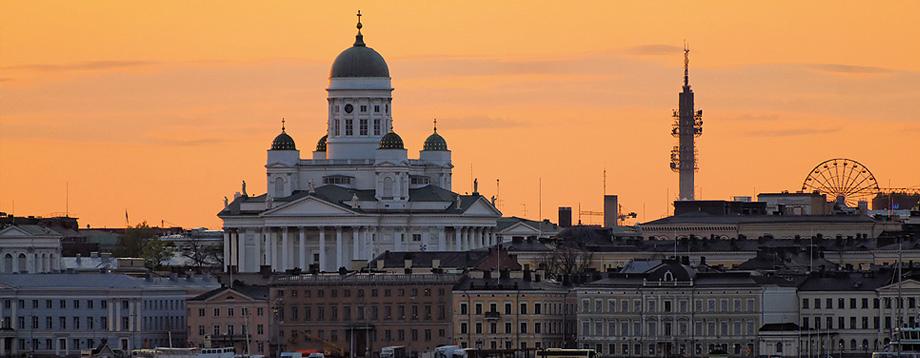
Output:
top-left (378, 131), bottom-right (404, 150)
top-left (423, 131), bottom-right (448, 151)
top-left (271, 131), bottom-right (296, 150)
top-left (315, 135), bottom-right (327, 152)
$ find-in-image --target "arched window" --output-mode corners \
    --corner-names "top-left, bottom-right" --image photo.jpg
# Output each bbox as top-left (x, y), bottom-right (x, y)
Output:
top-left (18, 253), bottom-right (27, 272)
top-left (383, 177), bottom-right (394, 198)
top-left (862, 339), bottom-right (869, 351)
top-left (0, 254), bottom-right (8, 273)
top-left (664, 271), bottom-right (674, 281)
top-left (850, 339), bottom-right (857, 351)
top-left (273, 177), bottom-right (285, 198)
top-left (776, 342), bottom-right (783, 353)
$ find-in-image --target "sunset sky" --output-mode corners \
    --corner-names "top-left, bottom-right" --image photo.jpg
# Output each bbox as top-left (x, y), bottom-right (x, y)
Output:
top-left (2, 1), bottom-right (919, 228)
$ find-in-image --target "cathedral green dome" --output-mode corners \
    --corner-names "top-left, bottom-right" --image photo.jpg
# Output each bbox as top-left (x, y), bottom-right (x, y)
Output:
top-left (378, 131), bottom-right (404, 150)
top-left (315, 135), bottom-right (327, 152)
top-left (423, 131), bottom-right (448, 151)
top-left (271, 131), bottom-right (296, 151)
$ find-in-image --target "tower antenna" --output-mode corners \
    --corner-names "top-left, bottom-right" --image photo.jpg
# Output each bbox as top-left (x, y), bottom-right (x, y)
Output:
top-left (683, 40), bottom-right (690, 88)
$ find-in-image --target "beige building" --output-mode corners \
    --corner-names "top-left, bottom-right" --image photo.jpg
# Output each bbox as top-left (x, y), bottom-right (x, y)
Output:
top-left (575, 260), bottom-right (763, 357)
top-left (186, 286), bottom-right (271, 357)
top-left (452, 270), bottom-right (576, 352)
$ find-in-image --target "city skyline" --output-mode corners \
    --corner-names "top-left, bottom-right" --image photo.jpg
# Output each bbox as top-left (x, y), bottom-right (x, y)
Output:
top-left (2, 2), bottom-right (919, 228)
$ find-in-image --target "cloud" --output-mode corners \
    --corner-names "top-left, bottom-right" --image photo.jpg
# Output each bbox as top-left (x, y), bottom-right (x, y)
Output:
top-left (1, 60), bottom-right (156, 72)
top-left (807, 63), bottom-right (893, 75)
top-left (745, 127), bottom-right (841, 138)
top-left (625, 44), bottom-right (684, 56)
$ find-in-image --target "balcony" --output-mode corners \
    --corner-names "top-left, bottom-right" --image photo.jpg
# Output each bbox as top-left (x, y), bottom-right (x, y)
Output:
top-left (485, 311), bottom-right (501, 320)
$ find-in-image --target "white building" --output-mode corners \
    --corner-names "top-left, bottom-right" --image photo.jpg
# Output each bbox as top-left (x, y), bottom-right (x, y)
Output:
top-left (219, 15), bottom-right (502, 273)
top-left (0, 225), bottom-right (62, 273)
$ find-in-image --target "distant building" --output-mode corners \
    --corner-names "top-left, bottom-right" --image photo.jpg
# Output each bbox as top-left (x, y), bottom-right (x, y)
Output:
top-left (0, 225), bottom-right (62, 273)
top-left (575, 260), bottom-right (762, 357)
top-left (495, 217), bottom-right (560, 243)
top-left (673, 200), bottom-right (766, 216)
top-left (603, 195), bottom-right (618, 228)
top-left (452, 270), bottom-right (576, 351)
top-left (187, 285), bottom-right (270, 357)
top-left (758, 192), bottom-right (831, 216)
top-left (270, 272), bottom-right (461, 357)
top-left (368, 248), bottom-right (521, 274)
top-left (0, 273), bottom-right (218, 356)
top-left (640, 213), bottom-right (893, 241)
top-left (558, 207), bottom-right (572, 228)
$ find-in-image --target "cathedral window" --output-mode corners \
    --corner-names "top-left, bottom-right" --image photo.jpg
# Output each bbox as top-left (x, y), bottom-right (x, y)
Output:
top-left (383, 177), bottom-right (394, 198)
top-left (273, 177), bottom-right (285, 197)
top-left (334, 120), bottom-right (340, 136)
top-left (360, 119), bottom-right (368, 136)
top-left (360, 105), bottom-right (367, 112)
top-left (374, 119), bottom-right (381, 135)
top-left (410, 176), bottom-right (430, 185)
top-left (322, 176), bottom-right (353, 185)
top-left (345, 119), bottom-right (353, 136)
top-left (374, 105), bottom-right (380, 113)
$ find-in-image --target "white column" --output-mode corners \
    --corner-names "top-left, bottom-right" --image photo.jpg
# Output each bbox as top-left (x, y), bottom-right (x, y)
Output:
top-left (11, 254), bottom-right (18, 273)
top-left (270, 229), bottom-right (279, 271)
top-left (128, 301), bottom-right (135, 331)
top-left (352, 227), bottom-right (360, 262)
top-left (454, 227), bottom-right (462, 252)
top-left (237, 230), bottom-right (246, 272)
top-left (135, 298), bottom-right (143, 333)
top-left (254, 228), bottom-right (262, 268)
top-left (282, 227), bottom-right (289, 270)
top-left (394, 228), bottom-right (403, 251)
top-left (115, 300), bottom-right (122, 332)
top-left (108, 300), bottom-right (115, 331)
top-left (438, 227), bottom-right (446, 251)
top-left (461, 227), bottom-right (468, 251)
top-left (421, 227), bottom-right (430, 251)
top-left (335, 227), bottom-right (343, 269)
top-left (223, 231), bottom-right (230, 272)
top-left (319, 227), bottom-right (327, 271)
top-left (299, 227), bottom-right (306, 269)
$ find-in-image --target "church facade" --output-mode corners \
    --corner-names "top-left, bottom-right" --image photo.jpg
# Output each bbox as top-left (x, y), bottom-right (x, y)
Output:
top-left (219, 14), bottom-right (502, 273)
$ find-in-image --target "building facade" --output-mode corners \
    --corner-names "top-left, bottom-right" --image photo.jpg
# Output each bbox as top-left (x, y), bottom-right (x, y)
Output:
top-left (576, 260), bottom-right (762, 357)
top-left (0, 273), bottom-right (218, 356)
top-left (218, 14), bottom-right (501, 274)
top-left (271, 272), bottom-right (461, 358)
top-left (186, 286), bottom-right (271, 357)
top-left (452, 271), bottom-right (576, 352)
top-left (0, 225), bottom-right (62, 273)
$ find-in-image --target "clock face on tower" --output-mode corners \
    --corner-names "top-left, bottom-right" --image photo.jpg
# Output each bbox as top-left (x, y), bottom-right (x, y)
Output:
top-left (344, 104), bottom-right (354, 113)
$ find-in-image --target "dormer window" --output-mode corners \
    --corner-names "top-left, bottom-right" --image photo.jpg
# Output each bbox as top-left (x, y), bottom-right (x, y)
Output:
top-left (360, 105), bottom-right (368, 112)
top-left (663, 270), bottom-right (674, 282)
top-left (410, 176), bottom-right (430, 185)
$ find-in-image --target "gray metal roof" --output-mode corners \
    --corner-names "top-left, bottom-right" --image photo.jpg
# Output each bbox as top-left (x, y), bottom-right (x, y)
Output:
top-left (0, 273), bottom-right (218, 291)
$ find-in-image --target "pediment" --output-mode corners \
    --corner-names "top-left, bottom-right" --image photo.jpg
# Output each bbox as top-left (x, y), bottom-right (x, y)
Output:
top-left (879, 279), bottom-right (920, 291)
top-left (463, 197), bottom-right (502, 217)
top-left (498, 221), bottom-right (540, 234)
top-left (0, 226), bottom-right (35, 237)
top-left (205, 288), bottom-right (259, 302)
top-left (263, 195), bottom-right (356, 217)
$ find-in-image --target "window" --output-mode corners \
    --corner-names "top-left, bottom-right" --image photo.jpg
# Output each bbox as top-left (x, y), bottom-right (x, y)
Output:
top-left (345, 119), bottom-right (353, 136)
top-left (360, 105), bottom-right (367, 112)
top-left (374, 105), bottom-right (380, 113)
top-left (520, 303), bottom-right (528, 315)
top-left (460, 303), bottom-right (468, 315)
top-left (360, 119), bottom-right (368, 135)
top-left (334, 120), bottom-right (340, 136)
top-left (374, 119), bottom-right (381, 135)
top-left (534, 303), bottom-right (542, 314)
top-left (505, 303), bottom-right (512, 315)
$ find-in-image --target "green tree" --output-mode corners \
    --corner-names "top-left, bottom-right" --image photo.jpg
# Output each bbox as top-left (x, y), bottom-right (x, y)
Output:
top-left (141, 237), bottom-right (172, 270)
top-left (114, 222), bottom-right (157, 257)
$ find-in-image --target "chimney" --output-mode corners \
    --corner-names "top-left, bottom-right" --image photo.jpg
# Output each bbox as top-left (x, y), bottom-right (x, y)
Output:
top-left (523, 269), bottom-right (532, 282)
top-left (432, 259), bottom-right (441, 269)
top-left (404, 259), bottom-right (413, 269)
top-left (471, 270), bottom-right (484, 279)
top-left (376, 260), bottom-right (385, 270)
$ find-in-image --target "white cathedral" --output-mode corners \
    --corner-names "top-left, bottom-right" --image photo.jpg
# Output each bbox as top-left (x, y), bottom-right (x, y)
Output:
top-left (219, 14), bottom-right (502, 273)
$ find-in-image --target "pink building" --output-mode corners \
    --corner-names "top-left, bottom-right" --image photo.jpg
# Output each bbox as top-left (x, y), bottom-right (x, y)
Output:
top-left (187, 286), bottom-right (271, 357)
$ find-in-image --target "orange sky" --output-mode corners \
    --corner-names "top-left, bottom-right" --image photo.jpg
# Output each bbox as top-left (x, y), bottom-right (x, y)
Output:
top-left (2, 1), bottom-right (919, 228)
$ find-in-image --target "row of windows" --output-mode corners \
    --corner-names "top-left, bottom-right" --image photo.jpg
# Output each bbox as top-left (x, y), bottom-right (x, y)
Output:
top-left (460, 302), bottom-right (561, 316)
top-left (277, 287), bottom-right (445, 298)
top-left (2, 298), bottom-right (181, 311)
top-left (802, 296), bottom-right (919, 310)
top-left (580, 319), bottom-right (756, 338)
top-left (0, 314), bottom-right (183, 332)
top-left (581, 342), bottom-right (753, 357)
top-left (284, 327), bottom-right (446, 344)
top-left (800, 315), bottom-right (919, 330)
top-left (460, 320), bottom-right (566, 336)
top-left (333, 119), bottom-right (382, 136)
top-left (282, 304), bottom-right (447, 322)
top-left (200, 323), bottom-right (265, 336)
top-left (580, 297), bottom-right (756, 314)
top-left (198, 307), bottom-right (265, 317)
top-left (333, 103), bottom-right (389, 114)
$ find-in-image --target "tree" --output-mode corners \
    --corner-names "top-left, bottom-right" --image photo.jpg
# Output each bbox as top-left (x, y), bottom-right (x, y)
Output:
top-left (181, 237), bottom-right (223, 271)
top-left (540, 245), bottom-right (593, 280)
top-left (141, 237), bottom-right (172, 270)
top-left (114, 222), bottom-right (157, 257)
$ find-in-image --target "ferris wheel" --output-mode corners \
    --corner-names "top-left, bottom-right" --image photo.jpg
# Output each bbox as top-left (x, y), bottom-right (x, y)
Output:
top-left (801, 158), bottom-right (880, 206)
